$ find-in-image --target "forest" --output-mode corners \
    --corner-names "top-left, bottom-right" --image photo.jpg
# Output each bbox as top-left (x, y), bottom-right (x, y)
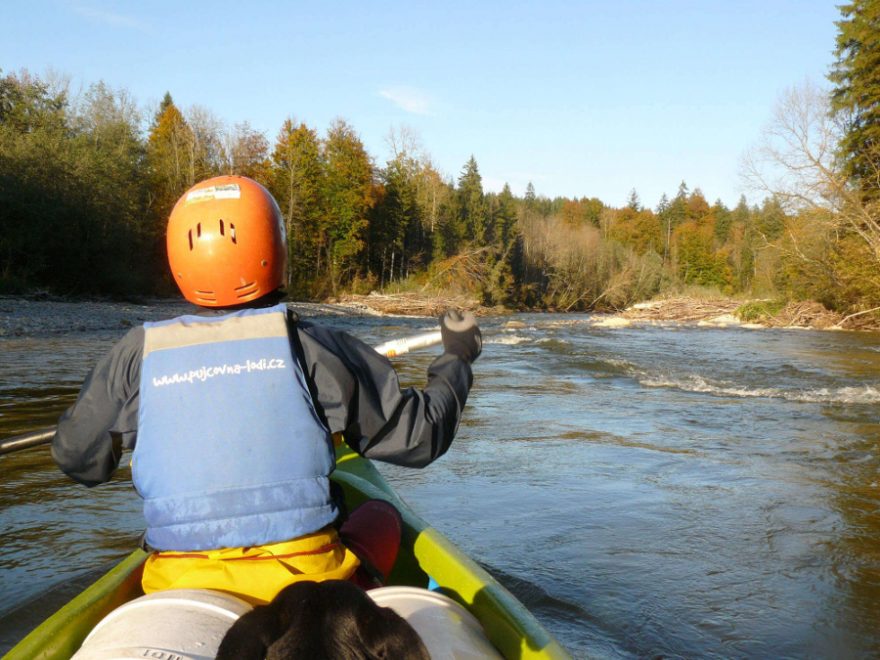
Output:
top-left (1, 3), bottom-right (878, 319)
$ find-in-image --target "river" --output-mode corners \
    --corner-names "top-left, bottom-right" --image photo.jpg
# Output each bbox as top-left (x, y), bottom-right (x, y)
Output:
top-left (1, 298), bottom-right (879, 659)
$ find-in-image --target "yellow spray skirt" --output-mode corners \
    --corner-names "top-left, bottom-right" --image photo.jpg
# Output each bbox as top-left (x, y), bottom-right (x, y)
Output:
top-left (141, 526), bottom-right (360, 605)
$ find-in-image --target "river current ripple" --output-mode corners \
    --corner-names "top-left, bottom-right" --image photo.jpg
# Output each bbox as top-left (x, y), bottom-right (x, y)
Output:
top-left (1, 299), bottom-right (879, 658)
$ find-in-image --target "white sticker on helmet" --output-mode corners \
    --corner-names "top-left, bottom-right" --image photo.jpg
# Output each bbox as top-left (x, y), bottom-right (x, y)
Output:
top-left (186, 184), bottom-right (241, 204)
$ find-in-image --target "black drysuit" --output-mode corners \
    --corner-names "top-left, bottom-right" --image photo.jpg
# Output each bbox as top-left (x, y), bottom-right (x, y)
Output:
top-left (52, 308), bottom-right (473, 489)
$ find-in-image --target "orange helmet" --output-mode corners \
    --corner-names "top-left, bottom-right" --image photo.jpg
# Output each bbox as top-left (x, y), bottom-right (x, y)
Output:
top-left (167, 176), bottom-right (287, 307)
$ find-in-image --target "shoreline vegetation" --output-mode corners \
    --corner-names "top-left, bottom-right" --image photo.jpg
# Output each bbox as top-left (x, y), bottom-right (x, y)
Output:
top-left (333, 291), bottom-right (880, 332)
top-left (2, 291), bottom-right (878, 338)
top-left (5, 9), bottom-right (880, 333)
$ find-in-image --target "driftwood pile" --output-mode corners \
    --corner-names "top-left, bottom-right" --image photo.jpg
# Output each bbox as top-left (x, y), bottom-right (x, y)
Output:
top-left (335, 292), bottom-right (486, 317)
top-left (334, 291), bottom-right (880, 329)
top-left (621, 298), bottom-right (741, 322)
top-left (762, 302), bottom-right (842, 329)
top-left (619, 297), bottom-right (880, 330)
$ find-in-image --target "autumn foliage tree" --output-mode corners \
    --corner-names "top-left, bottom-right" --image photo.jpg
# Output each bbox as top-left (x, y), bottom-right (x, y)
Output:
top-left (4, 60), bottom-right (879, 318)
top-left (226, 121), bottom-right (270, 181)
top-left (146, 94), bottom-right (193, 221)
top-left (268, 119), bottom-right (326, 295)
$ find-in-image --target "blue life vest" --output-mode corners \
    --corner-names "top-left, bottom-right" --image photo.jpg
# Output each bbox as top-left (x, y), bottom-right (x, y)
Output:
top-left (134, 304), bottom-right (336, 551)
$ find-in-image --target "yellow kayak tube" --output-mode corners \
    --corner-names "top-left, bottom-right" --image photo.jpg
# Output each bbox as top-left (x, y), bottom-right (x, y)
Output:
top-left (5, 446), bottom-right (571, 660)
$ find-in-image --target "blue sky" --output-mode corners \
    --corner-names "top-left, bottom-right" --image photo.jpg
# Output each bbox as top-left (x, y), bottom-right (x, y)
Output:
top-left (1, 1), bottom-right (841, 208)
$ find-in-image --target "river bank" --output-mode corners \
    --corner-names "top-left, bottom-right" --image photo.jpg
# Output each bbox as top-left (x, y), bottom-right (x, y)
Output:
top-left (590, 297), bottom-right (880, 331)
top-left (335, 292), bottom-right (880, 332)
top-left (333, 292), bottom-right (493, 317)
top-left (3, 291), bottom-right (877, 336)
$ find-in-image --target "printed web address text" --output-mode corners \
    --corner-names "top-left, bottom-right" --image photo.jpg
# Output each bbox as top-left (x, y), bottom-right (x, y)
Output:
top-left (151, 358), bottom-right (286, 387)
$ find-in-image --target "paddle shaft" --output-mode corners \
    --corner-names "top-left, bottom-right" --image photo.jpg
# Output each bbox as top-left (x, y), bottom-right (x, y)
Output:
top-left (0, 429), bottom-right (56, 456)
top-left (0, 328), bottom-right (444, 456)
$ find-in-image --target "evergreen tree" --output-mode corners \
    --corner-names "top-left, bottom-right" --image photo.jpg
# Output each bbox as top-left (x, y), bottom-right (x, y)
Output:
top-left (725, 195), bottom-right (755, 291)
top-left (674, 220), bottom-right (730, 288)
top-left (269, 118), bottom-right (326, 295)
top-left (372, 155), bottom-right (422, 285)
top-left (323, 119), bottom-right (375, 292)
top-left (492, 183), bottom-right (519, 249)
top-left (479, 183), bottom-right (521, 305)
top-left (665, 182), bottom-right (690, 262)
top-left (71, 82), bottom-right (153, 291)
top-left (524, 181), bottom-right (537, 208)
top-left (713, 199), bottom-right (732, 243)
top-left (455, 156), bottom-right (486, 246)
top-left (829, 0), bottom-right (880, 189)
top-left (755, 196), bottom-right (786, 242)
top-left (145, 93), bottom-right (193, 224)
top-left (626, 188), bottom-right (642, 211)
top-left (731, 195), bottom-right (751, 225)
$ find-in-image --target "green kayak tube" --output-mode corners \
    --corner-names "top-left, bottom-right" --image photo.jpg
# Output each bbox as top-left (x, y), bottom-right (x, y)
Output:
top-left (5, 447), bottom-right (571, 660)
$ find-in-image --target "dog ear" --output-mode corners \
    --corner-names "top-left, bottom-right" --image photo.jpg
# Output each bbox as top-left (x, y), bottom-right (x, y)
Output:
top-left (355, 600), bottom-right (431, 660)
top-left (271, 581), bottom-right (322, 629)
top-left (222, 580), bottom-right (430, 660)
top-left (265, 582), bottom-right (341, 659)
top-left (218, 584), bottom-right (325, 660)
top-left (216, 606), bottom-right (281, 660)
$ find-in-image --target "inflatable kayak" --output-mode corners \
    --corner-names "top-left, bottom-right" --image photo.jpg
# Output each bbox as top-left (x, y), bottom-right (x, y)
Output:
top-left (4, 445), bottom-right (571, 659)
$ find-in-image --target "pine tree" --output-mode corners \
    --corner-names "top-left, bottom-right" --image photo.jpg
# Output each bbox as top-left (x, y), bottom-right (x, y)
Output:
top-left (524, 182), bottom-right (536, 207)
top-left (323, 119), bottom-right (375, 292)
top-left (493, 183), bottom-right (518, 249)
top-left (626, 188), bottom-right (641, 211)
top-left (755, 196), bottom-right (786, 241)
top-left (829, 0), bottom-right (880, 189)
top-left (712, 199), bottom-right (732, 244)
top-left (373, 156), bottom-right (421, 285)
top-left (729, 195), bottom-right (756, 292)
top-left (456, 156), bottom-right (487, 245)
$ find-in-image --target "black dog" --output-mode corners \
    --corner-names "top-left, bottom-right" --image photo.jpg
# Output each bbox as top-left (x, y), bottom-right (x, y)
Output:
top-left (216, 580), bottom-right (430, 660)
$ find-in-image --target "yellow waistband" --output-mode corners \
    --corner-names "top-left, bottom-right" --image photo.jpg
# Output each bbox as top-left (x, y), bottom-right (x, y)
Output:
top-left (141, 527), bottom-right (360, 605)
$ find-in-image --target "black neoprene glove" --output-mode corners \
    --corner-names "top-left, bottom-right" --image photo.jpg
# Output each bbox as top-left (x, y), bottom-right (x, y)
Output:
top-left (439, 310), bottom-right (482, 364)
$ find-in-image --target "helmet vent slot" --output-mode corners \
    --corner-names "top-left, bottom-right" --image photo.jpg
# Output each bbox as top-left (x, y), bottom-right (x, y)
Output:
top-left (235, 282), bottom-right (259, 299)
top-left (187, 230), bottom-right (193, 251)
top-left (230, 223), bottom-right (237, 244)
top-left (196, 223), bottom-right (202, 237)
top-left (195, 290), bottom-right (217, 304)
top-left (219, 219), bottom-right (225, 236)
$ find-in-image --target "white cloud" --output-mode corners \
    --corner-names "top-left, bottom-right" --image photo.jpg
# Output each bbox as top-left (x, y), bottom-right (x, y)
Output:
top-left (378, 86), bottom-right (432, 116)
top-left (72, 4), bottom-right (146, 30)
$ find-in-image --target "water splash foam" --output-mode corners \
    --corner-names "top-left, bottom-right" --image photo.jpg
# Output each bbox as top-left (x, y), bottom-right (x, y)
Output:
top-left (488, 334), bottom-right (532, 345)
top-left (639, 374), bottom-right (880, 404)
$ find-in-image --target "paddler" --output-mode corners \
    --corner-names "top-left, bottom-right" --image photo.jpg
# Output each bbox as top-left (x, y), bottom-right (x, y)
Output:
top-left (51, 175), bottom-right (482, 604)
